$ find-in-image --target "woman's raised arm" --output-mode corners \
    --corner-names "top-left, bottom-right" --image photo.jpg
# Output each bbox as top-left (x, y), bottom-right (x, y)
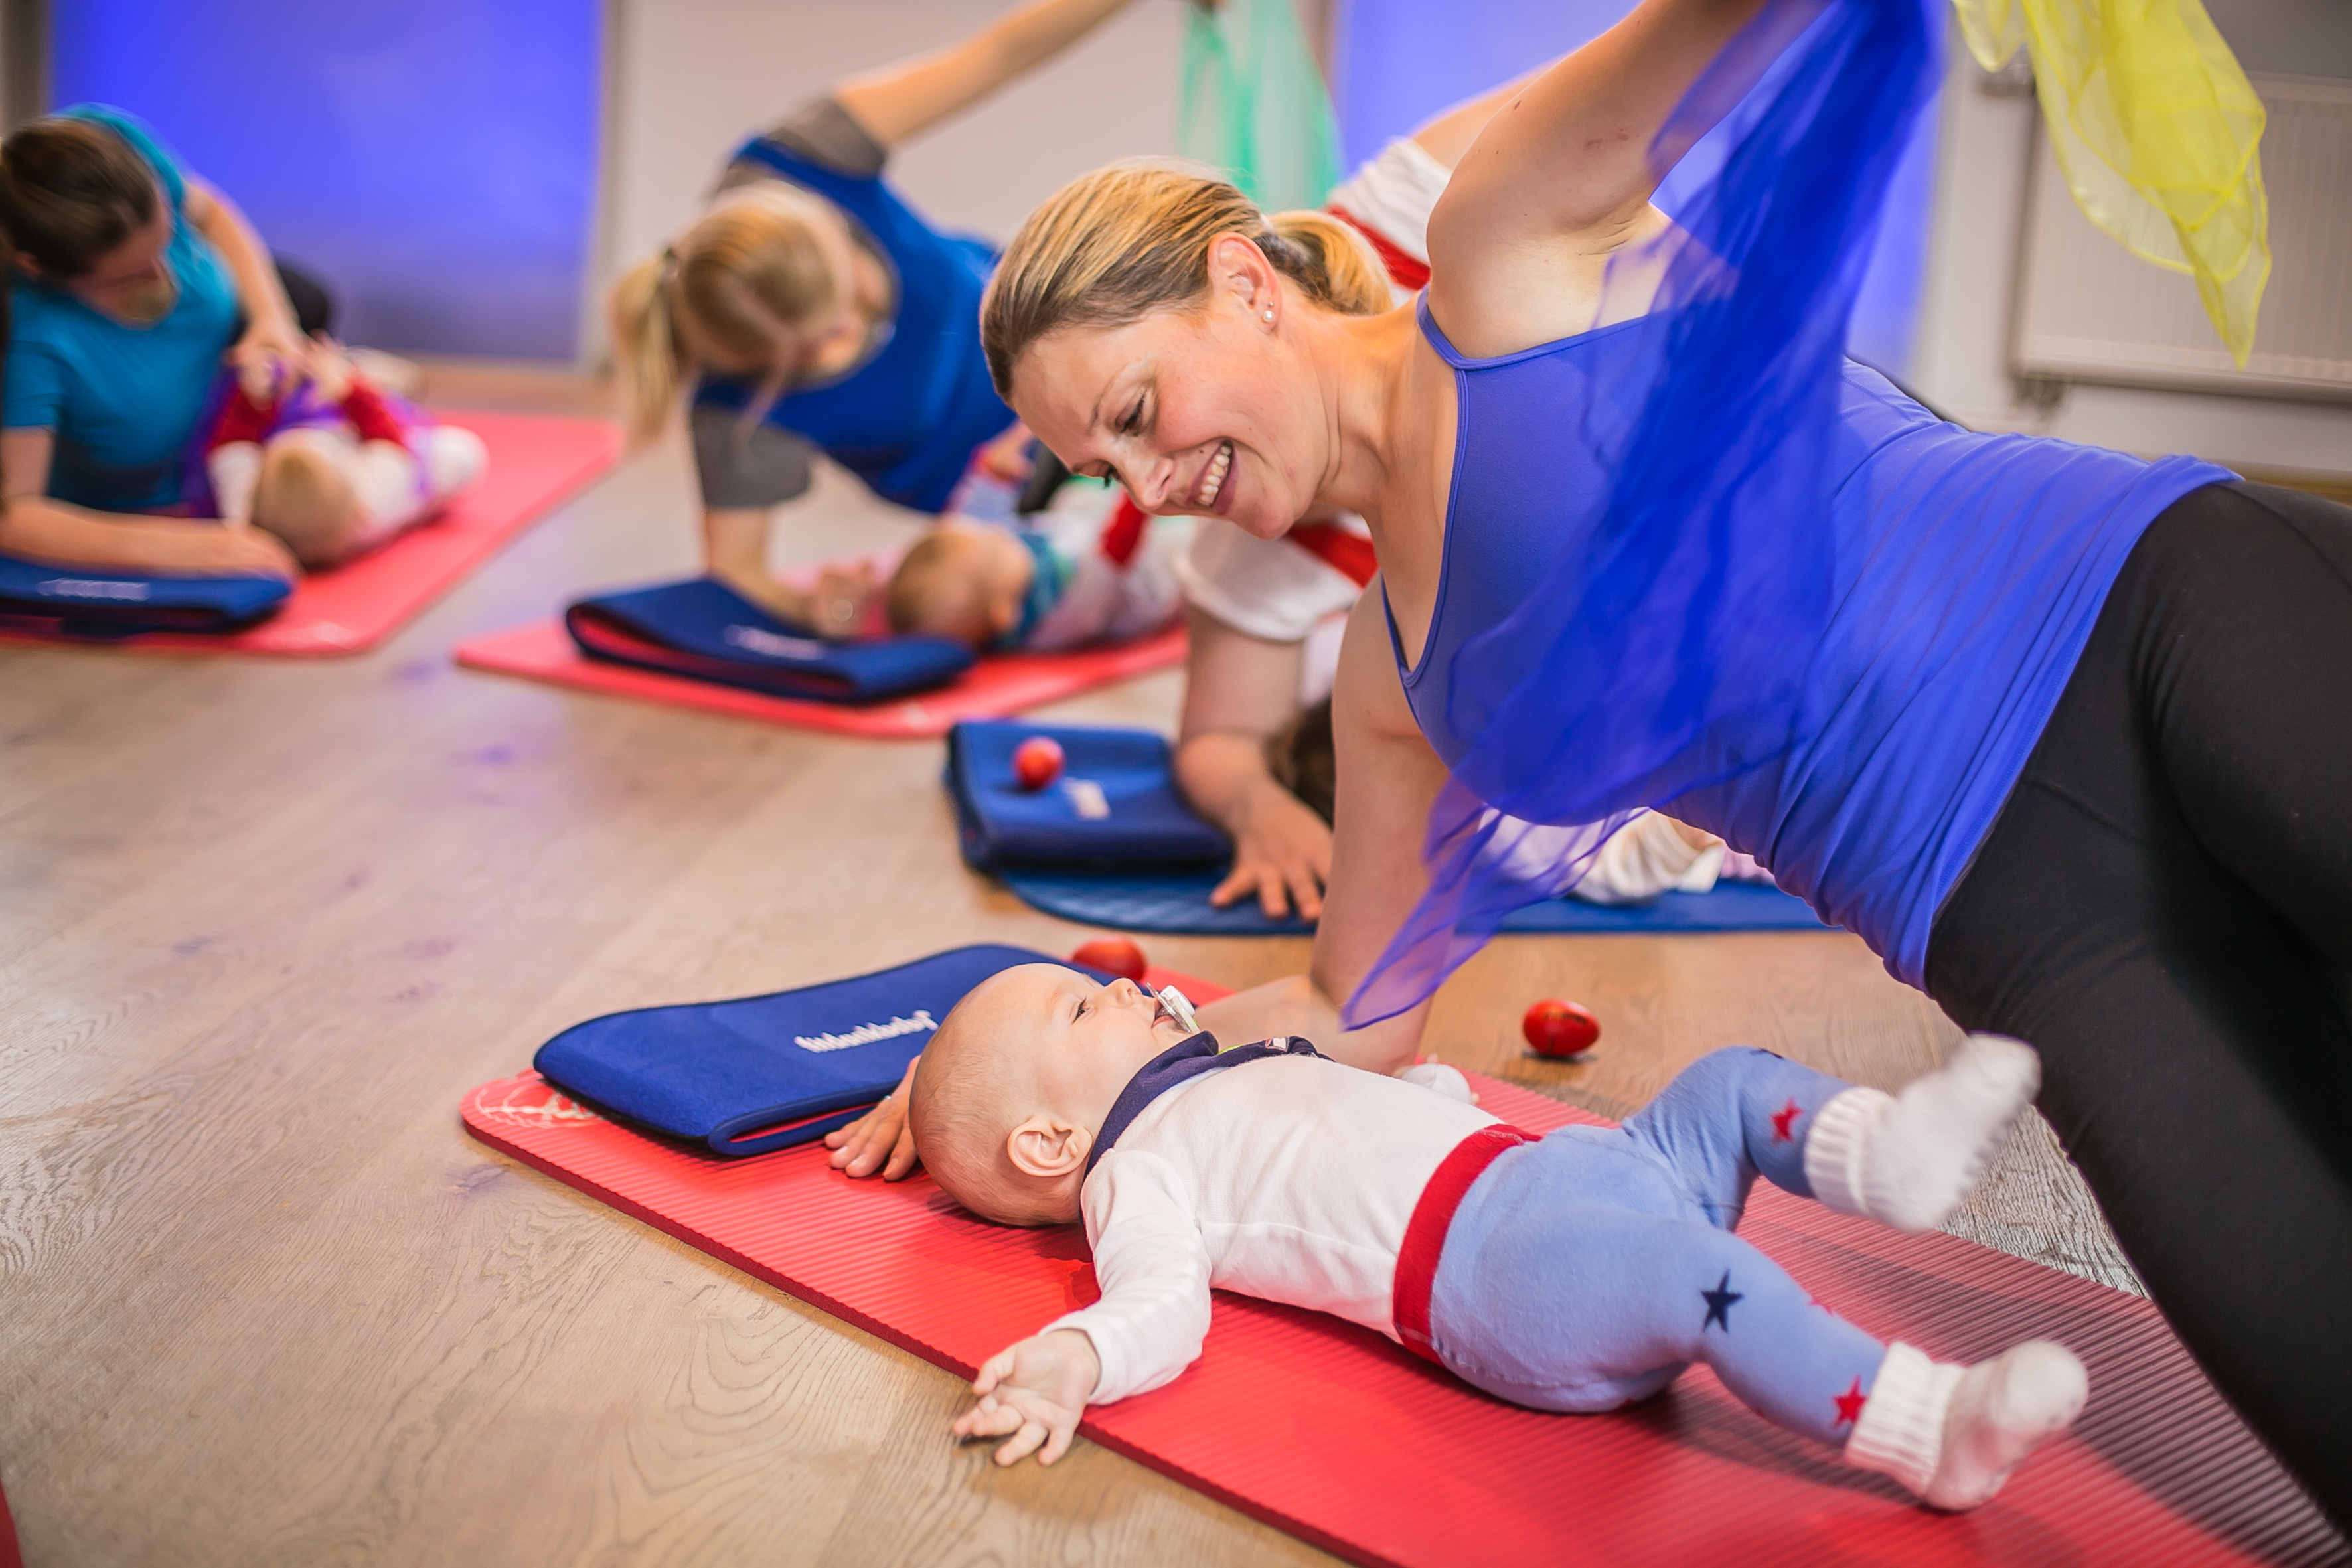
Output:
top-left (832, 0), bottom-right (1140, 151)
top-left (1426, 0), bottom-right (1776, 353)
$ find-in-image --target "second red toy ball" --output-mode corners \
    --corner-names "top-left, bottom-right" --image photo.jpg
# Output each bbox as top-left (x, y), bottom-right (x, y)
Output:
top-left (1522, 998), bottom-right (1601, 1058)
top-left (1012, 735), bottom-right (1065, 791)
top-left (1071, 937), bottom-right (1149, 985)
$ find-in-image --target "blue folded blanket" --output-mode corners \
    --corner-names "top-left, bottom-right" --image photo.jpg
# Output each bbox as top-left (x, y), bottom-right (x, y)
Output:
top-left (566, 576), bottom-right (973, 704)
top-left (0, 552), bottom-right (289, 635)
top-left (947, 720), bottom-right (1230, 872)
top-left (536, 943), bottom-right (1097, 1157)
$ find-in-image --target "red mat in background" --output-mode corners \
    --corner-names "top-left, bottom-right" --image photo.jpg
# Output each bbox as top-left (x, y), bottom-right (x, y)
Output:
top-left (460, 968), bottom-right (2344, 1568)
top-left (0, 410), bottom-right (619, 658)
top-left (453, 617), bottom-right (1186, 739)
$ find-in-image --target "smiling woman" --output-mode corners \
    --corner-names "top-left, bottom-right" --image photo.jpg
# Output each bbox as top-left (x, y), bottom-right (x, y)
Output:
top-left (978, 0), bottom-right (2352, 1520)
top-left (980, 163), bottom-right (1387, 536)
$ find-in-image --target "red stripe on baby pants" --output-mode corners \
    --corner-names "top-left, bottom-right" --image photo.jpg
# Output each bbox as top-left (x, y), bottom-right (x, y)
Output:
top-left (339, 378), bottom-right (410, 448)
top-left (1392, 1122), bottom-right (1537, 1362)
top-left (1326, 205), bottom-right (1431, 292)
top-left (1099, 493), bottom-right (1150, 567)
top-left (1286, 520), bottom-right (1379, 588)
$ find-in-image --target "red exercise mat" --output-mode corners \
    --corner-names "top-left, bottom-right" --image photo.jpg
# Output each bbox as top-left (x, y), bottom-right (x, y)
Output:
top-left (460, 969), bottom-right (2345, 1568)
top-left (0, 1474), bottom-right (18, 1568)
top-left (0, 410), bottom-right (619, 658)
top-left (453, 617), bottom-right (1186, 740)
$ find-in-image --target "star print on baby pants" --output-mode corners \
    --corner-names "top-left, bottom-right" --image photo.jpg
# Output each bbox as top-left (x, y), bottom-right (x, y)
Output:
top-left (1425, 1047), bottom-right (1885, 1444)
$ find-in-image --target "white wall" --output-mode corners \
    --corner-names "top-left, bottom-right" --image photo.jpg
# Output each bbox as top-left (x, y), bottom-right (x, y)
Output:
top-left (1911, 9), bottom-right (2352, 478)
top-left (594, 0), bottom-right (1183, 364)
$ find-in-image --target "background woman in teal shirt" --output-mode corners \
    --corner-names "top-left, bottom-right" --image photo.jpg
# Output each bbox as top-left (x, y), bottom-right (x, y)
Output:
top-left (0, 106), bottom-right (315, 578)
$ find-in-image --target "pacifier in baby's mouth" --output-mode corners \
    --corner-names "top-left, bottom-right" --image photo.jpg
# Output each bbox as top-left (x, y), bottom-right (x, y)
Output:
top-left (1154, 985), bottom-right (1199, 1035)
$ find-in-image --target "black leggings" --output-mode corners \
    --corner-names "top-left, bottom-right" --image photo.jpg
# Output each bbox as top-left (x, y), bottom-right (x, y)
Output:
top-left (1927, 480), bottom-right (2352, 1525)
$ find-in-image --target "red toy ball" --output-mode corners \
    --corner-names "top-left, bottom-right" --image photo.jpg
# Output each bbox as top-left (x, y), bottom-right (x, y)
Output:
top-left (1012, 735), bottom-right (1066, 791)
top-left (1522, 998), bottom-right (1601, 1058)
top-left (1071, 936), bottom-right (1149, 985)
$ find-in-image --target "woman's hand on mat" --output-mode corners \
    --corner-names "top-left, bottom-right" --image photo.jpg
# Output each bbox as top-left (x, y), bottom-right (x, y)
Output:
top-left (1210, 779), bottom-right (1332, 920)
top-left (826, 1058), bottom-right (921, 1179)
top-left (177, 518), bottom-right (301, 578)
top-left (955, 1329), bottom-right (1100, 1466)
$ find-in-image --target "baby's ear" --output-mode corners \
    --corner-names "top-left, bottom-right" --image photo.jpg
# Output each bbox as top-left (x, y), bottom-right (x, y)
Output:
top-left (1006, 1115), bottom-right (1091, 1180)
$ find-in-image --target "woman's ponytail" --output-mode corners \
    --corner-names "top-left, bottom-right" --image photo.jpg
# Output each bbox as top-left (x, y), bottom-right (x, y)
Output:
top-left (609, 251), bottom-right (682, 449)
top-left (1265, 210), bottom-right (1389, 317)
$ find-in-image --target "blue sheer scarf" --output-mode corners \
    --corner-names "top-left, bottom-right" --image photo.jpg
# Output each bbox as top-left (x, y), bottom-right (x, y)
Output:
top-left (1346, 0), bottom-right (1938, 1027)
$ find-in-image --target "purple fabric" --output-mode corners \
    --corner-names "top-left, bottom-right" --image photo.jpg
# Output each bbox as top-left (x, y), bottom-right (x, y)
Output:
top-left (177, 373), bottom-right (436, 518)
top-left (1348, 0), bottom-right (2227, 1026)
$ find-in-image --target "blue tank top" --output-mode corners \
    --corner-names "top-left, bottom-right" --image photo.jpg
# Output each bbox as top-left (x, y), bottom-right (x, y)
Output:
top-left (692, 137), bottom-right (1016, 516)
top-left (1395, 299), bottom-right (2231, 986)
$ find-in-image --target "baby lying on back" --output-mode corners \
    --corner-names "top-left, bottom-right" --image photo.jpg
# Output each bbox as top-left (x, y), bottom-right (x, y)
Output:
top-left (202, 345), bottom-right (485, 570)
top-left (911, 963), bottom-right (2087, 1509)
top-left (886, 493), bottom-right (1183, 653)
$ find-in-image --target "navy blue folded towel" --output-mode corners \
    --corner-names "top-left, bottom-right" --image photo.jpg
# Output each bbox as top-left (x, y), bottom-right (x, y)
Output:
top-left (566, 576), bottom-right (973, 704)
top-left (535, 943), bottom-right (1093, 1157)
top-left (947, 720), bottom-right (1230, 872)
top-left (0, 552), bottom-right (289, 635)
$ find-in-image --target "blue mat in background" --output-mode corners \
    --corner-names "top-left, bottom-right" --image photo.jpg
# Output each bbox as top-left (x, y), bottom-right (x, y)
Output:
top-left (999, 867), bottom-right (1831, 937)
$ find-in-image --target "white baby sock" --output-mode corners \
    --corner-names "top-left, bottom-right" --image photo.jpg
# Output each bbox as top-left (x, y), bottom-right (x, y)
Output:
top-left (420, 424), bottom-right (487, 500)
top-left (1802, 1034), bottom-right (2039, 1232)
top-left (1845, 1339), bottom-right (2088, 1509)
top-left (209, 442), bottom-right (263, 522)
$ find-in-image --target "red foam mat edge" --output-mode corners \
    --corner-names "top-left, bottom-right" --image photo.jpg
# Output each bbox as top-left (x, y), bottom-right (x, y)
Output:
top-left (459, 969), bottom-right (2344, 1568)
top-left (0, 410), bottom-right (619, 659)
top-left (453, 617), bottom-right (1186, 738)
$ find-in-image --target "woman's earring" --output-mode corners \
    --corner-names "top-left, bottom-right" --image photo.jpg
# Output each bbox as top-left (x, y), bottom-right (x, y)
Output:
top-left (1262, 309), bottom-right (1275, 323)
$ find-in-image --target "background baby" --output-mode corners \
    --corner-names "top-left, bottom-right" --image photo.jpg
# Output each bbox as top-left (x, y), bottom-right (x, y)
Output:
top-left (886, 489), bottom-right (1185, 653)
top-left (204, 344), bottom-right (487, 570)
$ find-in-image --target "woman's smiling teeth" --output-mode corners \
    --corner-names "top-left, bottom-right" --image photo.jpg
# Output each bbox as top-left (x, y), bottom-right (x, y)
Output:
top-left (1192, 441), bottom-right (1233, 510)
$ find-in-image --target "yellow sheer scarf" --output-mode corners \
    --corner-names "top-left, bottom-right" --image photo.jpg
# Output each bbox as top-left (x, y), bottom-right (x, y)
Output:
top-left (1954, 0), bottom-right (2269, 365)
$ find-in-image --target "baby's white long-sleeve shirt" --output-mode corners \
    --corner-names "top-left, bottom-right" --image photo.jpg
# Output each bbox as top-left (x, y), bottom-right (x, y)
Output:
top-left (1043, 1053), bottom-right (1499, 1403)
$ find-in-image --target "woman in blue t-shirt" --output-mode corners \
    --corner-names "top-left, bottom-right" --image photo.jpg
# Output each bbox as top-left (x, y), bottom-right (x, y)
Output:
top-left (609, 0), bottom-right (1170, 632)
top-left (975, 0), bottom-right (2352, 1520)
top-left (0, 106), bottom-right (315, 578)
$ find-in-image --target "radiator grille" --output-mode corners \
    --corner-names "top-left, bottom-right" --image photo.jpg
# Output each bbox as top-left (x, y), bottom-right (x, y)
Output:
top-left (2014, 72), bottom-right (2352, 400)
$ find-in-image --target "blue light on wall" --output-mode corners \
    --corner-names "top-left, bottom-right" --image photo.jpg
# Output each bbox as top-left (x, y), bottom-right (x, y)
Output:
top-left (53, 1), bottom-right (603, 362)
top-left (1332, 0), bottom-right (1938, 379)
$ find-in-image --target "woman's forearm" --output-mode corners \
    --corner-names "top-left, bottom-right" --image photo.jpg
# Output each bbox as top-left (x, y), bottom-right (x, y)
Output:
top-left (0, 495), bottom-right (290, 575)
top-left (1303, 593), bottom-right (1451, 1071)
top-left (834, 0), bottom-right (1136, 149)
top-left (1174, 730), bottom-right (1282, 836)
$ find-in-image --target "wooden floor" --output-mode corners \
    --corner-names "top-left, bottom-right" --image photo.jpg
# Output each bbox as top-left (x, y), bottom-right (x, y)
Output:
top-left (0, 402), bottom-right (2134, 1567)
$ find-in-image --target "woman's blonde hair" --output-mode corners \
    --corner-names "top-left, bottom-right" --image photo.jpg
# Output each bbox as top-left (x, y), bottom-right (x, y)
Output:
top-left (609, 184), bottom-right (849, 447)
top-left (981, 159), bottom-right (1389, 398)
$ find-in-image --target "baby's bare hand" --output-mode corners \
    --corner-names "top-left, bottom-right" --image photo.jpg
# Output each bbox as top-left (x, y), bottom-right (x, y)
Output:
top-left (824, 1056), bottom-right (921, 1179)
top-left (953, 1330), bottom-right (1099, 1466)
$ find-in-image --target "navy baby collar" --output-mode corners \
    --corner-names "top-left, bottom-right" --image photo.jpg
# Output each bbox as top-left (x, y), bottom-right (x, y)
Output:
top-left (1087, 1032), bottom-right (1326, 1174)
